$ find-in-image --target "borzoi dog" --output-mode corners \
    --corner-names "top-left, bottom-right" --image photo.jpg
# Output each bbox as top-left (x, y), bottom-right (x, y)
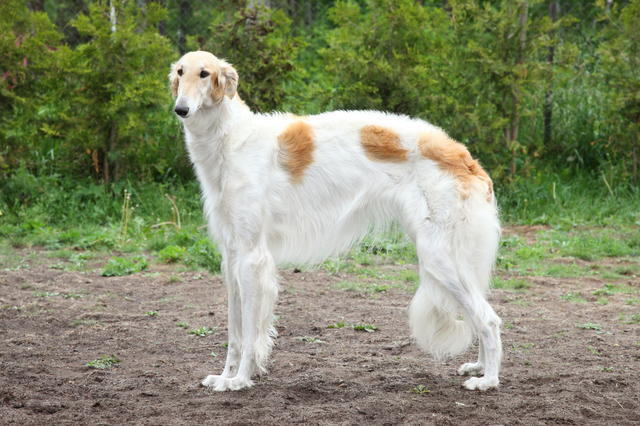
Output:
top-left (169, 51), bottom-right (502, 391)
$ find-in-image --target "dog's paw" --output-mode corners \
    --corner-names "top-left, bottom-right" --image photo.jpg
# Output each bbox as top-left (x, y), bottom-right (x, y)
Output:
top-left (462, 376), bottom-right (499, 391)
top-left (202, 375), bottom-right (253, 391)
top-left (202, 375), bottom-right (224, 387)
top-left (457, 362), bottom-right (485, 376)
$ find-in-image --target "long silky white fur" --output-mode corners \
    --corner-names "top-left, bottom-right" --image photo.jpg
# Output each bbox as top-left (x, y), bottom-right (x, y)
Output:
top-left (170, 51), bottom-right (502, 391)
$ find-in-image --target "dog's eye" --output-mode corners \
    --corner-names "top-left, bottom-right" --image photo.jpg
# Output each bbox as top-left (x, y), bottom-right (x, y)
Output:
top-left (200, 71), bottom-right (210, 78)
top-left (177, 69), bottom-right (183, 77)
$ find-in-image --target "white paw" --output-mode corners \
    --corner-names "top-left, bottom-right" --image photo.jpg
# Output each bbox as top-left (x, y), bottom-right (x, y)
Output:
top-left (202, 375), bottom-right (223, 387)
top-left (457, 362), bottom-right (485, 376)
top-left (462, 376), bottom-right (499, 391)
top-left (202, 375), bottom-right (253, 391)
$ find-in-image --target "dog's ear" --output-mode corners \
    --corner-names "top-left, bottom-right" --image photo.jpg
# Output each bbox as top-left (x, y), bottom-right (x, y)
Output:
top-left (169, 62), bottom-right (179, 97)
top-left (214, 61), bottom-right (238, 101)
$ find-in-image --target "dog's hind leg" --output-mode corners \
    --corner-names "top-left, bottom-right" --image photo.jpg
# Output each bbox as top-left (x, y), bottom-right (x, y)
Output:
top-left (208, 241), bottom-right (279, 391)
top-left (410, 223), bottom-right (501, 391)
top-left (202, 250), bottom-right (243, 387)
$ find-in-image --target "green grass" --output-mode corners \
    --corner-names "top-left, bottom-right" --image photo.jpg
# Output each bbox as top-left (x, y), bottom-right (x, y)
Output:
top-left (560, 292), bottom-right (587, 303)
top-left (491, 276), bottom-right (533, 291)
top-left (101, 255), bottom-right (149, 277)
top-left (328, 317), bottom-right (379, 332)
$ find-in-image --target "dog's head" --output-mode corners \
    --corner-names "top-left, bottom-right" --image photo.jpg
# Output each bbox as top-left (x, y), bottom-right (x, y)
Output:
top-left (169, 51), bottom-right (238, 118)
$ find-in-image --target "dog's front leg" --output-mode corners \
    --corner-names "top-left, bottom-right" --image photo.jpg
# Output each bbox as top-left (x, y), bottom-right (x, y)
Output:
top-left (202, 250), bottom-right (243, 388)
top-left (206, 242), bottom-right (278, 391)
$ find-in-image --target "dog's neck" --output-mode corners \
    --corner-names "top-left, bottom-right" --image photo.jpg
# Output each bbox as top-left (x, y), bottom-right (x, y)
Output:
top-left (181, 95), bottom-right (249, 143)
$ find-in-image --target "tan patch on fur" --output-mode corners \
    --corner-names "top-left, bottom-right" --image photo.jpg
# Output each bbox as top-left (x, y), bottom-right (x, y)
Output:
top-left (418, 130), bottom-right (493, 201)
top-left (278, 120), bottom-right (315, 183)
top-left (360, 125), bottom-right (409, 163)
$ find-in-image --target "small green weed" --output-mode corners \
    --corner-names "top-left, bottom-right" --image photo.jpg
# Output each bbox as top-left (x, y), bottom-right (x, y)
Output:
top-left (34, 291), bottom-right (59, 298)
top-left (352, 322), bottom-right (378, 332)
top-left (588, 347), bottom-right (602, 355)
top-left (188, 326), bottom-right (216, 337)
top-left (504, 320), bottom-right (515, 330)
top-left (625, 298), bottom-right (639, 305)
top-left (328, 317), bottom-right (378, 332)
top-left (102, 255), bottom-right (148, 277)
top-left (598, 366), bottom-right (614, 372)
top-left (577, 323), bottom-right (601, 330)
top-left (410, 385), bottom-right (430, 394)
top-left (621, 314), bottom-right (640, 324)
top-left (176, 322), bottom-right (189, 328)
top-left (63, 293), bottom-right (83, 299)
top-left (595, 297), bottom-right (609, 305)
top-left (86, 354), bottom-right (121, 369)
top-left (146, 310), bottom-right (158, 316)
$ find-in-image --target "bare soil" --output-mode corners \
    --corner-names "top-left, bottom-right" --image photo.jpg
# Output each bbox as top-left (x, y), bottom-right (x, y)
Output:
top-left (1, 241), bottom-right (639, 425)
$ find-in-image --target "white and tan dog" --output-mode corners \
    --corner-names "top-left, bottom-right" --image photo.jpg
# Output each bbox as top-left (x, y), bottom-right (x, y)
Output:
top-left (169, 51), bottom-right (502, 392)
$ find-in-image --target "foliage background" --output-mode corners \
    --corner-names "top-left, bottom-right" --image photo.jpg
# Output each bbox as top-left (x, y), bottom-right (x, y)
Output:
top-left (1, 0), bottom-right (639, 229)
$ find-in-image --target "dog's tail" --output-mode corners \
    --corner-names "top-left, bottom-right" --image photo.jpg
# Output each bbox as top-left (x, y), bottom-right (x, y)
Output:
top-left (409, 179), bottom-right (500, 359)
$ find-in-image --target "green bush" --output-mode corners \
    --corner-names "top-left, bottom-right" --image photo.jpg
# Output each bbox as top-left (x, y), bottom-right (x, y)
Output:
top-left (194, 1), bottom-right (304, 112)
top-left (158, 245), bottom-right (186, 263)
top-left (102, 255), bottom-right (149, 277)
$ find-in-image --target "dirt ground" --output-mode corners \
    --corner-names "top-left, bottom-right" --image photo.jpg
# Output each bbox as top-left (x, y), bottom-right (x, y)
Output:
top-left (1, 238), bottom-right (640, 425)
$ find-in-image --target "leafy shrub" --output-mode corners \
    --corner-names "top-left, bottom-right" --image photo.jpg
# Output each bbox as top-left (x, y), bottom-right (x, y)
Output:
top-left (194, 1), bottom-right (303, 112)
top-left (158, 245), bottom-right (186, 263)
top-left (102, 255), bottom-right (149, 277)
top-left (184, 238), bottom-right (222, 273)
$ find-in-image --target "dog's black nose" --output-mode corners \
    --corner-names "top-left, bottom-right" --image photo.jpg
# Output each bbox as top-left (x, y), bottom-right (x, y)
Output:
top-left (174, 106), bottom-right (189, 117)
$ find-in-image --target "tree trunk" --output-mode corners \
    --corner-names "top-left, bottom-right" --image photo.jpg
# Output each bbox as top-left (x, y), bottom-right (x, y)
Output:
top-left (544, 2), bottom-right (558, 147)
top-left (178, 0), bottom-right (192, 54)
top-left (510, 1), bottom-right (528, 176)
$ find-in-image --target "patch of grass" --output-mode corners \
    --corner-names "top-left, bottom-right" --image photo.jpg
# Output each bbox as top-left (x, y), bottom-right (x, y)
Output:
top-left (625, 298), bottom-right (639, 305)
top-left (328, 318), bottom-right (378, 333)
top-left (86, 354), bottom-right (121, 369)
top-left (491, 276), bottom-right (533, 291)
top-left (593, 283), bottom-right (636, 296)
top-left (63, 293), bottom-right (84, 299)
top-left (504, 320), bottom-right (515, 330)
top-left (176, 322), bottom-right (189, 328)
top-left (188, 326), bottom-right (216, 337)
top-left (332, 281), bottom-right (388, 294)
top-left (577, 323), bottom-right (601, 330)
top-left (596, 297), bottom-right (609, 305)
top-left (101, 255), bottom-right (148, 277)
top-left (167, 274), bottom-right (184, 284)
top-left (34, 291), bottom-right (60, 298)
top-left (621, 314), bottom-right (640, 324)
top-left (71, 319), bottom-right (102, 327)
top-left (296, 336), bottom-right (325, 344)
top-left (47, 249), bottom-right (76, 259)
top-left (560, 292), bottom-right (587, 303)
